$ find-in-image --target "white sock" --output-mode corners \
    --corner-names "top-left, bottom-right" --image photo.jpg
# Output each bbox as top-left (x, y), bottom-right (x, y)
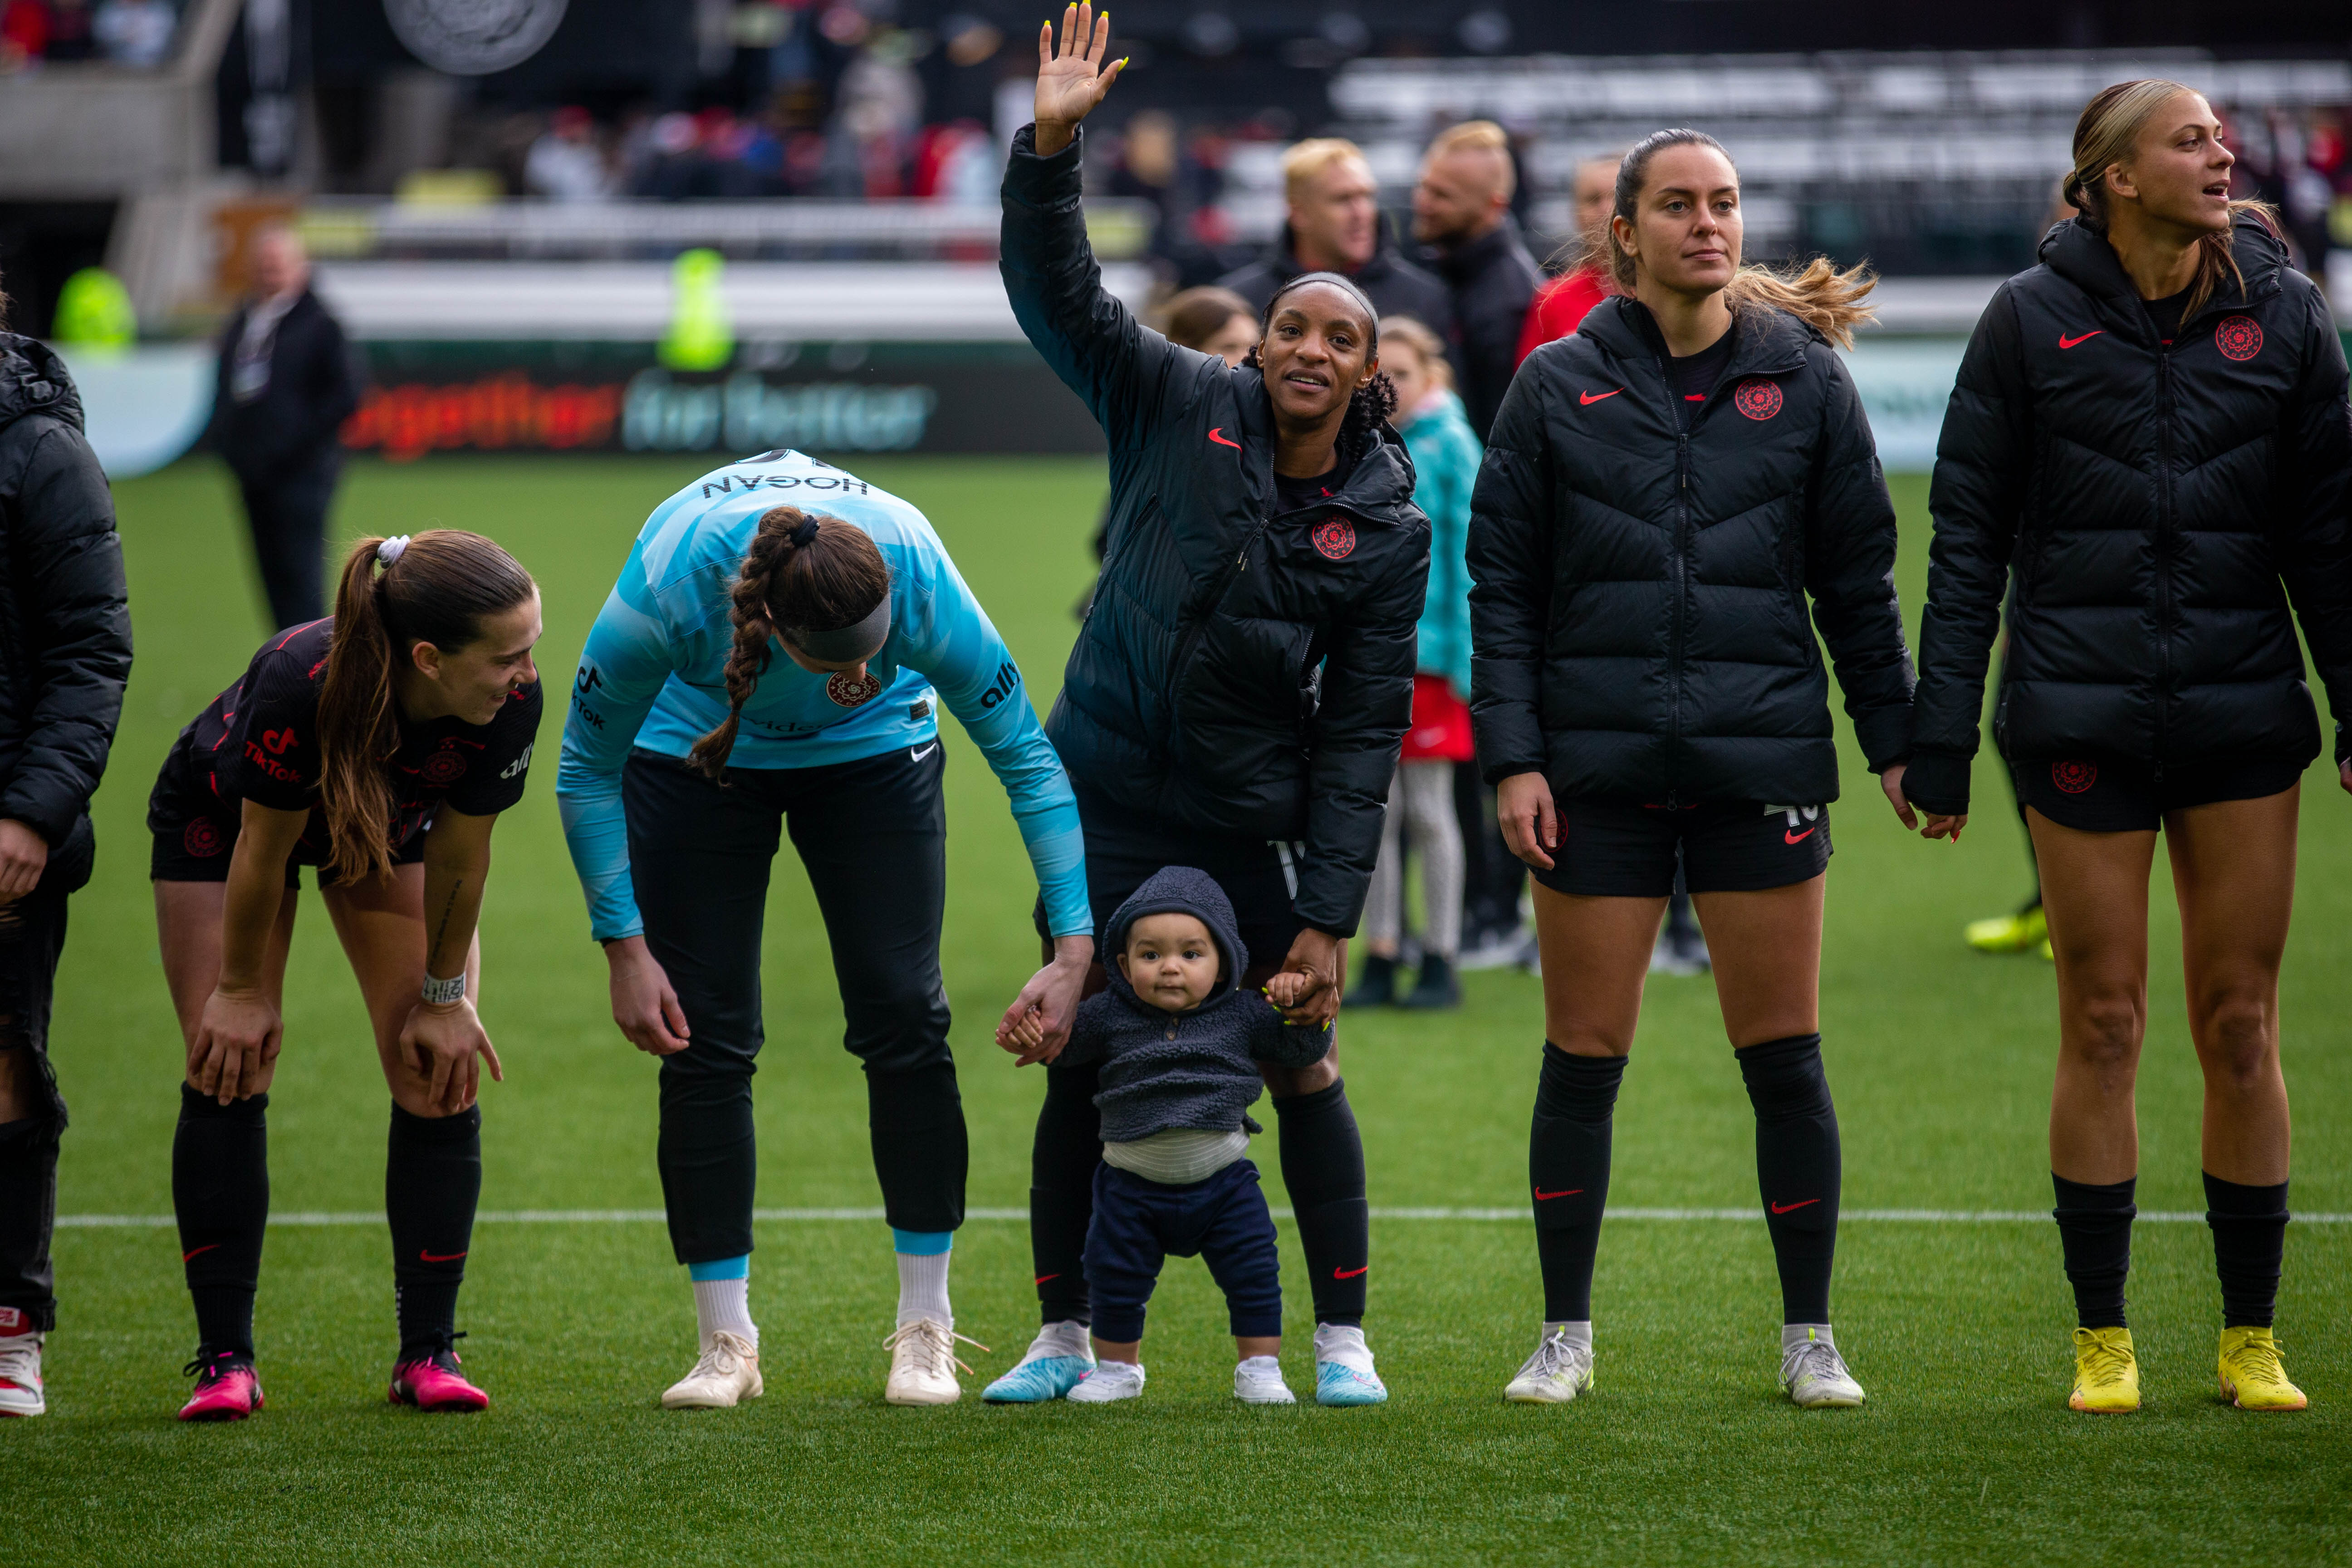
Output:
top-left (693, 1277), bottom-right (757, 1351)
top-left (1238, 1354), bottom-right (1284, 1378)
top-left (1314, 1322), bottom-right (1377, 1374)
top-left (1783, 1323), bottom-right (1834, 1353)
top-left (1026, 1320), bottom-right (1092, 1363)
top-left (1543, 1320), bottom-right (1594, 1352)
top-left (896, 1249), bottom-right (952, 1329)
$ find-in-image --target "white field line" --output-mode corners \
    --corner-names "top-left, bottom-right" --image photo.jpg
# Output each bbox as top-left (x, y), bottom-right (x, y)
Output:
top-left (56, 1206), bottom-right (2352, 1229)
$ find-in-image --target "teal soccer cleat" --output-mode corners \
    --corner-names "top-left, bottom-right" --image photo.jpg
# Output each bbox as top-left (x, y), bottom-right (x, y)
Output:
top-left (982, 1355), bottom-right (1093, 1403)
top-left (1315, 1359), bottom-right (1389, 1406)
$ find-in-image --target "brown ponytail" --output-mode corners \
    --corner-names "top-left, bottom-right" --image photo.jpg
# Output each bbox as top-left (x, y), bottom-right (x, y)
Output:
top-left (2064, 79), bottom-right (2283, 323)
top-left (1610, 128), bottom-right (1878, 351)
top-left (316, 530), bottom-right (536, 884)
top-left (688, 506), bottom-right (892, 779)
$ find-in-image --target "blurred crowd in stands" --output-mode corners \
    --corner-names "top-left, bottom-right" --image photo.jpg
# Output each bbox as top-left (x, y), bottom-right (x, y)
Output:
top-left (0, 0), bottom-right (176, 69)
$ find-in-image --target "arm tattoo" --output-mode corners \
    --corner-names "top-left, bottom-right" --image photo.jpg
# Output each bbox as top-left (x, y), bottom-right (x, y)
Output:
top-left (430, 877), bottom-right (464, 973)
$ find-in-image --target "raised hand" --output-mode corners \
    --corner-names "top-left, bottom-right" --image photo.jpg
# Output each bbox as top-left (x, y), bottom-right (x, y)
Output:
top-left (1033, 3), bottom-right (1126, 154)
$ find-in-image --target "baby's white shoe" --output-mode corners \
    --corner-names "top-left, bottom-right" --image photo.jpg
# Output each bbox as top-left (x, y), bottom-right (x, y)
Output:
top-left (1065, 1359), bottom-right (1146, 1403)
top-left (1234, 1355), bottom-right (1295, 1405)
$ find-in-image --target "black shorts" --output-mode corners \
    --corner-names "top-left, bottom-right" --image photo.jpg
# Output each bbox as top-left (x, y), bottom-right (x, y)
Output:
top-left (2011, 754), bottom-right (2304, 833)
top-left (147, 794), bottom-right (426, 888)
top-left (1530, 797), bottom-right (1832, 899)
top-left (1034, 786), bottom-right (1304, 978)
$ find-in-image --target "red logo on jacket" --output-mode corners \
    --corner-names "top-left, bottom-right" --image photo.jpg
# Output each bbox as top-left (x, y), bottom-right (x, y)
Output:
top-left (2214, 316), bottom-right (2263, 362)
top-left (1311, 518), bottom-right (1357, 560)
top-left (2051, 760), bottom-right (2098, 795)
top-left (1734, 378), bottom-right (1784, 420)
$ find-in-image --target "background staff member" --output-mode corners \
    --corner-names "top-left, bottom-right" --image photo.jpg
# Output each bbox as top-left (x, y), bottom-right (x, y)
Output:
top-left (0, 321), bottom-right (133, 1421)
top-left (990, 5), bottom-right (1429, 1409)
top-left (1472, 127), bottom-right (1915, 1413)
top-left (1411, 120), bottom-right (1544, 443)
top-left (1908, 79), bottom-right (2352, 1417)
top-left (152, 530), bottom-right (542, 1421)
top-left (558, 460), bottom-right (1091, 1411)
top-left (210, 227), bottom-right (364, 632)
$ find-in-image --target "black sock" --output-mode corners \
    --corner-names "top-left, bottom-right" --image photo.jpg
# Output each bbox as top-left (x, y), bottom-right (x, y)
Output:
top-left (172, 1084), bottom-right (268, 1358)
top-left (2204, 1172), bottom-right (2288, 1329)
top-left (1531, 1044), bottom-right (1623, 1323)
top-left (387, 1103), bottom-right (480, 1357)
top-left (866, 1060), bottom-right (966, 1234)
top-left (2053, 1173), bottom-right (2136, 1329)
top-left (0, 1114), bottom-right (59, 1334)
top-left (1274, 1078), bottom-right (1368, 1328)
top-left (1031, 1060), bottom-right (1101, 1326)
top-left (1736, 1034), bottom-right (1841, 1325)
top-left (657, 1069), bottom-right (757, 1266)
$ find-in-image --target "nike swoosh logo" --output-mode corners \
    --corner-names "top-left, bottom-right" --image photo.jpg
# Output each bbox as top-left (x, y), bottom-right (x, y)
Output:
top-left (1333, 1265), bottom-right (1369, 1279)
top-left (2058, 331), bottom-right (2103, 349)
top-left (1207, 427), bottom-right (1241, 449)
top-left (182, 1244), bottom-right (220, 1262)
top-left (1034, 1274), bottom-right (1059, 1286)
top-left (1579, 389), bottom-right (1621, 405)
top-left (909, 744), bottom-right (937, 763)
top-left (419, 1249), bottom-right (469, 1263)
top-left (1784, 827), bottom-right (1816, 844)
top-left (1769, 1199), bottom-right (1820, 1215)
top-left (1533, 1188), bottom-right (1584, 1200)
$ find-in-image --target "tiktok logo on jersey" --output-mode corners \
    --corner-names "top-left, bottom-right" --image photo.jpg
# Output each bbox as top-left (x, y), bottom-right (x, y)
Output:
top-left (827, 670), bottom-right (884, 708)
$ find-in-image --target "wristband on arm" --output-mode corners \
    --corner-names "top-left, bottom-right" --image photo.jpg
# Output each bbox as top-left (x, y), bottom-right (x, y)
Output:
top-left (421, 973), bottom-right (467, 1006)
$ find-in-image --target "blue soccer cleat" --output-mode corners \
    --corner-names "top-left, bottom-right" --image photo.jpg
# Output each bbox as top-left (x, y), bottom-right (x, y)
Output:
top-left (983, 1325), bottom-right (1097, 1403)
top-left (1315, 1359), bottom-right (1389, 1406)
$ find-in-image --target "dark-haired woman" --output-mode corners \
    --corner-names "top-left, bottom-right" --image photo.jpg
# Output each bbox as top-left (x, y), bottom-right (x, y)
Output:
top-left (1910, 81), bottom-right (2352, 1416)
top-left (1471, 129), bottom-right (1917, 1409)
top-left (985, 6), bottom-right (1428, 1408)
top-left (558, 465), bottom-right (1091, 1410)
top-left (149, 530), bottom-right (544, 1420)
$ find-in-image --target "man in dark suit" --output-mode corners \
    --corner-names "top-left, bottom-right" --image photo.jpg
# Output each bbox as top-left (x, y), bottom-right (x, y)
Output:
top-left (212, 227), bottom-right (363, 630)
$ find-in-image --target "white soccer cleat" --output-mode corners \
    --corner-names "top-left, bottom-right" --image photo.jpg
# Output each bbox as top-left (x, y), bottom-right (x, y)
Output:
top-left (883, 1318), bottom-right (985, 1406)
top-left (0, 1330), bottom-right (44, 1417)
top-left (1234, 1356), bottom-right (1295, 1405)
top-left (1504, 1327), bottom-right (1594, 1404)
top-left (661, 1330), bottom-right (763, 1410)
top-left (1065, 1359), bottom-right (1145, 1403)
top-left (1781, 1329), bottom-right (1866, 1409)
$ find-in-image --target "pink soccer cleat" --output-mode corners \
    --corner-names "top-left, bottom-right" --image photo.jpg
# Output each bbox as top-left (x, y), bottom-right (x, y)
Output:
top-left (388, 1344), bottom-right (490, 1413)
top-left (178, 1352), bottom-right (265, 1421)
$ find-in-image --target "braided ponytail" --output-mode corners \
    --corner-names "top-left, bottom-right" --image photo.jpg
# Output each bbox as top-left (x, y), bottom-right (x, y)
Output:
top-left (689, 505), bottom-right (892, 780)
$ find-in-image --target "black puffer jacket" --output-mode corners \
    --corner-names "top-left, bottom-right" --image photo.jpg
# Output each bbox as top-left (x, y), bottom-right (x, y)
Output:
top-left (1907, 217), bottom-right (2352, 813)
top-left (1003, 126), bottom-right (1431, 936)
top-left (1423, 214), bottom-right (1544, 441)
top-left (0, 337), bottom-right (132, 848)
top-left (1469, 296), bottom-right (1914, 804)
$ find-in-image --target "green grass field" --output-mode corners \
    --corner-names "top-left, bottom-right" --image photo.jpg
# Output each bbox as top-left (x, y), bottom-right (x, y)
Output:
top-left (9, 454), bottom-right (2351, 1566)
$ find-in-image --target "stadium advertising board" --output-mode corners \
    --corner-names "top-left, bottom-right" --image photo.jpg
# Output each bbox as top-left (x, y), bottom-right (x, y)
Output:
top-left (337, 342), bottom-right (1107, 462)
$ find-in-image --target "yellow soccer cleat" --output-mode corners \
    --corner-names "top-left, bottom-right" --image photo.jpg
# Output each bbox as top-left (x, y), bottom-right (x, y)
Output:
top-left (1965, 905), bottom-right (2047, 954)
top-left (2218, 1327), bottom-right (2308, 1412)
top-left (2069, 1326), bottom-right (2140, 1413)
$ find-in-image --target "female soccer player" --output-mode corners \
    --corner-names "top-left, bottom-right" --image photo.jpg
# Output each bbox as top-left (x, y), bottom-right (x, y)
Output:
top-left (1908, 81), bottom-right (2352, 1415)
top-left (986, 5), bottom-right (1429, 1408)
top-left (1347, 317), bottom-right (1477, 1012)
top-left (1471, 129), bottom-right (1916, 1409)
top-left (557, 461), bottom-right (1091, 1411)
top-left (151, 530), bottom-right (543, 1421)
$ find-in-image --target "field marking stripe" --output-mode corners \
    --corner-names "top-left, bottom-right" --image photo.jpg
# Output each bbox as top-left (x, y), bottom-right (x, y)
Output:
top-left (56, 1208), bottom-right (2352, 1229)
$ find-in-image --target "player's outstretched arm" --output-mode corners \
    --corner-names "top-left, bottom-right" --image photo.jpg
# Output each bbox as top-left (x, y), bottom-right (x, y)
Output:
top-left (1032, 3), bottom-right (1126, 156)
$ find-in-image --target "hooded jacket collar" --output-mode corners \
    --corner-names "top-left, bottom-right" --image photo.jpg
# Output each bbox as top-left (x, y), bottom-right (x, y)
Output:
top-left (1577, 294), bottom-right (1813, 381)
top-left (1101, 866), bottom-right (1249, 1014)
top-left (2040, 214), bottom-right (2287, 340)
top-left (1228, 370), bottom-right (1422, 527)
top-left (0, 335), bottom-right (86, 433)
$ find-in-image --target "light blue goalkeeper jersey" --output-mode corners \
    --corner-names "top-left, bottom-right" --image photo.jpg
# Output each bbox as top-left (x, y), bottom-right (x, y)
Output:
top-left (557, 449), bottom-right (1090, 941)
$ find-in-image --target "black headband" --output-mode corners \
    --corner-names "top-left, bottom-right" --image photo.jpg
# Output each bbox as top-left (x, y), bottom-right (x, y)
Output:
top-left (779, 595), bottom-right (892, 664)
top-left (1263, 271), bottom-right (1381, 354)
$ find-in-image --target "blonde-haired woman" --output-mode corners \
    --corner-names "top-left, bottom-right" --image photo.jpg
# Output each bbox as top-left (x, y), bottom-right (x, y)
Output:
top-left (1470, 128), bottom-right (1917, 1409)
top-left (1909, 81), bottom-right (2352, 1415)
top-left (149, 531), bottom-right (544, 1419)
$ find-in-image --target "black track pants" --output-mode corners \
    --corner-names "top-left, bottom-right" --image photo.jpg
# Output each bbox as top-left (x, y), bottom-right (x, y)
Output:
top-left (624, 745), bottom-right (967, 1265)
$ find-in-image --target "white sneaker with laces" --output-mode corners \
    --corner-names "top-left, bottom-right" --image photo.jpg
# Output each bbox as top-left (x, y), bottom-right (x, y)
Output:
top-left (1781, 1328), bottom-right (1865, 1408)
top-left (1504, 1327), bottom-right (1594, 1403)
top-left (0, 1331), bottom-right (44, 1417)
top-left (1234, 1355), bottom-right (1295, 1405)
top-left (661, 1329), bottom-right (762, 1410)
top-left (883, 1318), bottom-right (986, 1406)
top-left (1065, 1358), bottom-right (1145, 1403)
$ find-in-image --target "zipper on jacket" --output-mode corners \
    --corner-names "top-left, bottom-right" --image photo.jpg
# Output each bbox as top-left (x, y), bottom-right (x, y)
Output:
top-left (1669, 423), bottom-right (1692, 795)
top-left (2155, 343), bottom-right (2175, 766)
